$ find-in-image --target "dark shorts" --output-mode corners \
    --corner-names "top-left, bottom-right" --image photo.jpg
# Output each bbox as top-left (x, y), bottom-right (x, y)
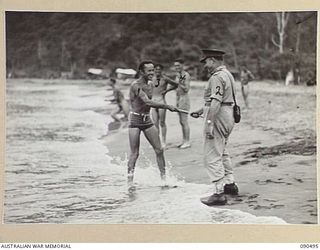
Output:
top-left (241, 80), bottom-right (249, 86)
top-left (128, 112), bottom-right (154, 130)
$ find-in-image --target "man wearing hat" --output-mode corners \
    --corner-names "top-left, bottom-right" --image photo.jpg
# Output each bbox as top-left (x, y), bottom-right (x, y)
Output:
top-left (191, 49), bottom-right (239, 206)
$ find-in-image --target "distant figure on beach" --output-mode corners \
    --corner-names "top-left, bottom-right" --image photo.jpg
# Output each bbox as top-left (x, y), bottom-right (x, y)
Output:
top-left (151, 64), bottom-right (179, 148)
top-left (127, 61), bottom-right (181, 191)
top-left (174, 59), bottom-right (191, 149)
top-left (240, 66), bottom-right (255, 107)
top-left (191, 49), bottom-right (239, 206)
top-left (109, 78), bottom-right (130, 122)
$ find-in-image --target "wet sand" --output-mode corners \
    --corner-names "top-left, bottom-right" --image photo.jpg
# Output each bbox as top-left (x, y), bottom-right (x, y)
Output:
top-left (105, 80), bottom-right (317, 224)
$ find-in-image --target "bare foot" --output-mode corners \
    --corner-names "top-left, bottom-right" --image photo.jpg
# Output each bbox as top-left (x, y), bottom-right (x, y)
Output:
top-left (128, 185), bottom-right (136, 193)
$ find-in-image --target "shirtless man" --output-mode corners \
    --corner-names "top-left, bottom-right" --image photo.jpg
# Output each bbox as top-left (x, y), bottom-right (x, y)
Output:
top-left (151, 64), bottom-right (179, 148)
top-left (109, 78), bottom-right (130, 122)
top-left (240, 66), bottom-right (255, 107)
top-left (174, 59), bottom-right (191, 149)
top-left (127, 61), bottom-right (180, 191)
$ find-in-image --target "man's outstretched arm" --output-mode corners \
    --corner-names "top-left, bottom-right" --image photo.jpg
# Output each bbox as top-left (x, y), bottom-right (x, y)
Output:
top-left (136, 86), bottom-right (178, 112)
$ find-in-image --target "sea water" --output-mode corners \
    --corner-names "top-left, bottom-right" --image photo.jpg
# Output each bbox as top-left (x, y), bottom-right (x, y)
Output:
top-left (5, 79), bottom-right (286, 224)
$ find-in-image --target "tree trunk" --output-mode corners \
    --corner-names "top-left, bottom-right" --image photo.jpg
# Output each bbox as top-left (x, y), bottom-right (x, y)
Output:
top-left (60, 40), bottom-right (66, 71)
top-left (279, 33), bottom-right (284, 54)
top-left (256, 56), bottom-right (262, 79)
top-left (295, 23), bottom-right (301, 53)
top-left (293, 55), bottom-right (301, 85)
top-left (293, 23), bottom-right (301, 85)
top-left (271, 12), bottom-right (290, 54)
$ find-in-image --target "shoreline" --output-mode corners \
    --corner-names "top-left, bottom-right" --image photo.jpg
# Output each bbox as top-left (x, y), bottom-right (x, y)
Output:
top-left (104, 80), bottom-right (317, 224)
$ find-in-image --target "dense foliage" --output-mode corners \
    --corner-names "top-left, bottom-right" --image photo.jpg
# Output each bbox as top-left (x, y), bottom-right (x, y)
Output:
top-left (6, 12), bottom-right (317, 83)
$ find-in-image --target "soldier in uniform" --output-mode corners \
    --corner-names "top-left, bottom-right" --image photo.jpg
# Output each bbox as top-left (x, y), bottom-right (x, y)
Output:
top-left (151, 64), bottom-right (179, 148)
top-left (127, 61), bottom-right (181, 191)
top-left (174, 59), bottom-right (191, 149)
top-left (191, 49), bottom-right (239, 205)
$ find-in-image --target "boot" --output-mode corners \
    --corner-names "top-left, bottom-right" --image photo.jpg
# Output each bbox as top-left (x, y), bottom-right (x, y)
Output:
top-left (224, 183), bottom-right (239, 195)
top-left (201, 193), bottom-right (227, 206)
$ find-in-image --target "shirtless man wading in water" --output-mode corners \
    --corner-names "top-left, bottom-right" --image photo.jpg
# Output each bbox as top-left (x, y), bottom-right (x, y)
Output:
top-left (151, 64), bottom-right (179, 148)
top-left (127, 61), bottom-right (181, 191)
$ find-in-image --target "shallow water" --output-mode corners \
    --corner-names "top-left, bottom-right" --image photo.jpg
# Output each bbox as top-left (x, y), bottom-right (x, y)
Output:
top-left (5, 79), bottom-right (286, 224)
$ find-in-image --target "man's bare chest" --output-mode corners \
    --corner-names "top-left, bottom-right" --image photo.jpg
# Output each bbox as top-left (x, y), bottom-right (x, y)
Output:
top-left (138, 83), bottom-right (153, 99)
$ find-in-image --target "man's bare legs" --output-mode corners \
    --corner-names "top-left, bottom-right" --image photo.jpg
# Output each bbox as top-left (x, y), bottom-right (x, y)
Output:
top-left (241, 85), bottom-right (249, 107)
top-left (151, 108), bottom-right (167, 148)
top-left (111, 107), bottom-right (121, 122)
top-left (178, 112), bottom-right (191, 149)
top-left (159, 109), bottom-right (167, 147)
top-left (127, 127), bottom-right (141, 189)
top-left (151, 108), bottom-right (160, 130)
top-left (143, 126), bottom-right (166, 181)
top-left (127, 125), bottom-right (166, 190)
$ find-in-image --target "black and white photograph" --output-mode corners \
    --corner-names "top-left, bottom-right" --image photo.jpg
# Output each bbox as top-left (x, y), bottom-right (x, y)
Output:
top-left (4, 11), bottom-right (317, 225)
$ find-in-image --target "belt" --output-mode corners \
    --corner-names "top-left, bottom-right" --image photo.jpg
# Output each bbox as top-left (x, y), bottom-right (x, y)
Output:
top-left (130, 111), bottom-right (150, 122)
top-left (205, 102), bottom-right (233, 106)
top-left (130, 111), bottom-right (150, 116)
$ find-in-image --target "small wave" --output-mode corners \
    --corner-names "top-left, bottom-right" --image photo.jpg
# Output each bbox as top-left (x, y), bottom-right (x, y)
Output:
top-left (102, 155), bottom-right (286, 225)
top-left (6, 169), bottom-right (60, 175)
top-left (7, 132), bottom-right (85, 142)
top-left (6, 103), bottom-right (47, 114)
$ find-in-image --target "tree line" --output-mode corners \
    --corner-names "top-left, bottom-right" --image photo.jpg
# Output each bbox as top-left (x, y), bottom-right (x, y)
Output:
top-left (6, 11), bottom-right (317, 84)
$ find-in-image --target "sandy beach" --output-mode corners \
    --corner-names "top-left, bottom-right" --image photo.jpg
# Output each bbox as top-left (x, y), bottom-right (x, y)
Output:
top-left (104, 80), bottom-right (317, 224)
top-left (4, 78), bottom-right (317, 224)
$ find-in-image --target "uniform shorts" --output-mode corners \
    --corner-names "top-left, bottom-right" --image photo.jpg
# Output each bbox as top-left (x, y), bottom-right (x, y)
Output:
top-left (176, 94), bottom-right (190, 111)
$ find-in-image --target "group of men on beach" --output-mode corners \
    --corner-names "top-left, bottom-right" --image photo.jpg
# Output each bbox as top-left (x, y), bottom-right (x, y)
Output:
top-left (109, 48), bottom-right (255, 206)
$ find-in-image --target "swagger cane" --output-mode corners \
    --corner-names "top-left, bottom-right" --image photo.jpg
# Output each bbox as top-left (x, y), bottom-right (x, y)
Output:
top-left (179, 109), bottom-right (204, 118)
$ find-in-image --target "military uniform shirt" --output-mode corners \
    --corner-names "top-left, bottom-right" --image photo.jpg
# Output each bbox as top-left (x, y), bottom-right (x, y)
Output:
top-left (202, 65), bottom-right (236, 187)
top-left (204, 65), bottom-right (234, 104)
